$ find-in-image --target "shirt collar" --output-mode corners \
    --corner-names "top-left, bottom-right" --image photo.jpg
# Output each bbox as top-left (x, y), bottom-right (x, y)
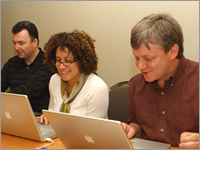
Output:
top-left (171, 55), bottom-right (186, 80)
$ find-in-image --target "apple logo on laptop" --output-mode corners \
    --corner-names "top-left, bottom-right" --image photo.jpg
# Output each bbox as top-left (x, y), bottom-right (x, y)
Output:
top-left (5, 111), bottom-right (12, 119)
top-left (84, 135), bottom-right (95, 143)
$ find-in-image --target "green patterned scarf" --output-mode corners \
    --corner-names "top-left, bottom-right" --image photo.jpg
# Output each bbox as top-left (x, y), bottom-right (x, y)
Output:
top-left (60, 74), bottom-right (87, 113)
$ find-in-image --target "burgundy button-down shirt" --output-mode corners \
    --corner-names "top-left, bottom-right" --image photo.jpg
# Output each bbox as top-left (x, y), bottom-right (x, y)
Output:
top-left (128, 56), bottom-right (199, 147)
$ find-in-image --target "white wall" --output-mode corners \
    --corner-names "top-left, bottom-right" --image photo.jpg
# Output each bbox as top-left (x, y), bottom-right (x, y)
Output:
top-left (1, 1), bottom-right (199, 88)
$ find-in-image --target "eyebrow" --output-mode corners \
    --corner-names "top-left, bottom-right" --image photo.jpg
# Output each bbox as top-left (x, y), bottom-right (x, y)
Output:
top-left (12, 40), bottom-right (25, 44)
top-left (55, 56), bottom-right (73, 59)
top-left (133, 53), bottom-right (150, 58)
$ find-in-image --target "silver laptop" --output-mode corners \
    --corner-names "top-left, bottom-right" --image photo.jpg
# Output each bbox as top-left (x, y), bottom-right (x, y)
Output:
top-left (43, 109), bottom-right (170, 149)
top-left (1, 92), bottom-right (57, 142)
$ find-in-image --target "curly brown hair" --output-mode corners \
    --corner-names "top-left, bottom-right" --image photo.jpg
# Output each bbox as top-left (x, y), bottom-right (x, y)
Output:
top-left (44, 30), bottom-right (98, 75)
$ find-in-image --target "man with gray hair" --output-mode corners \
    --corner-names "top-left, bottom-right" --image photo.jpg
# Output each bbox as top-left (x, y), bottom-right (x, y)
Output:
top-left (122, 13), bottom-right (199, 149)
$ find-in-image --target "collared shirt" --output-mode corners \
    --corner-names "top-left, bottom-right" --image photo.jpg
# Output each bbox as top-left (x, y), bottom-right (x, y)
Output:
top-left (128, 56), bottom-right (199, 147)
top-left (1, 48), bottom-right (54, 115)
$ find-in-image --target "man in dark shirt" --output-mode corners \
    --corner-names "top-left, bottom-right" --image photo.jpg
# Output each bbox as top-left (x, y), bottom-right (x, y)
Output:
top-left (122, 13), bottom-right (199, 149)
top-left (1, 21), bottom-right (53, 116)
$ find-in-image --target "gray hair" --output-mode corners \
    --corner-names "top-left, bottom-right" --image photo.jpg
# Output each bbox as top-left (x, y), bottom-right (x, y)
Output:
top-left (130, 13), bottom-right (184, 59)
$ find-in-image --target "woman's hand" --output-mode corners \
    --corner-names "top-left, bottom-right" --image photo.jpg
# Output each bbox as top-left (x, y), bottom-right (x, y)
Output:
top-left (35, 114), bottom-right (49, 124)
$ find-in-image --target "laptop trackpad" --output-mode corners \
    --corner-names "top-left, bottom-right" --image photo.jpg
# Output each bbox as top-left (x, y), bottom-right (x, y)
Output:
top-left (130, 138), bottom-right (170, 149)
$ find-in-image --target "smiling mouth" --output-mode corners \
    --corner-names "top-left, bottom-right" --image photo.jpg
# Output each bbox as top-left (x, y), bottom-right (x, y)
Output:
top-left (60, 70), bottom-right (71, 75)
top-left (142, 71), bottom-right (150, 75)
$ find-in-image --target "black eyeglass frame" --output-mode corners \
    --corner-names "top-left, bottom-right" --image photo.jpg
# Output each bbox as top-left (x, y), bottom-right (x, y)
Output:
top-left (52, 58), bottom-right (79, 66)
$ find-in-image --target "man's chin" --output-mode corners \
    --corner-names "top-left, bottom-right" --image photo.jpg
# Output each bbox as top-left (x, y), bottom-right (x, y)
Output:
top-left (17, 55), bottom-right (25, 59)
top-left (142, 75), bottom-right (154, 83)
top-left (145, 80), bottom-right (155, 83)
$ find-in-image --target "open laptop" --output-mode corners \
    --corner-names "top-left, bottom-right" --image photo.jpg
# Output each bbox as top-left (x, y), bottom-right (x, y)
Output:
top-left (43, 109), bottom-right (170, 149)
top-left (1, 92), bottom-right (57, 142)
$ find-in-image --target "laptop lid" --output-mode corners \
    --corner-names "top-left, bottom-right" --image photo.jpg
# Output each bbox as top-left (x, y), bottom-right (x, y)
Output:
top-left (43, 109), bottom-right (170, 149)
top-left (1, 92), bottom-right (56, 142)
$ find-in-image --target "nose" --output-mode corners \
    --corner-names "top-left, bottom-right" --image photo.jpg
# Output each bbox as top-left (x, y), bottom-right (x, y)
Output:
top-left (136, 58), bottom-right (147, 70)
top-left (14, 43), bottom-right (20, 51)
top-left (58, 62), bottom-right (66, 69)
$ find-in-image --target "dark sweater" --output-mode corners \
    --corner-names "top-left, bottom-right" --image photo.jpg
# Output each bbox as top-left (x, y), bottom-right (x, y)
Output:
top-left (1, 48), bottom-right (54, 116)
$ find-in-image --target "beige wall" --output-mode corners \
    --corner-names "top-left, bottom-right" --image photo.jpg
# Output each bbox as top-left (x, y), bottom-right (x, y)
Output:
top-left (1, 1), bottom-right (199, 88)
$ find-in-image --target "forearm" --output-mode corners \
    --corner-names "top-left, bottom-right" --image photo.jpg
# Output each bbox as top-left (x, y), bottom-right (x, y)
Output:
top-left (10, 67), bottom-right (52, 97)
top-left (1, 80), bottom-right (9, 92)
top-left (1, 68), bottom-right (9, 92)
top-left (10, 81), bottom-right (47, 97)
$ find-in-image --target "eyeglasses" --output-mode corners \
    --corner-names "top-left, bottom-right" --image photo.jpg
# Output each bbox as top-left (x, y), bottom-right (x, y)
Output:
top-left (52, 58), bottom-right (79, 66)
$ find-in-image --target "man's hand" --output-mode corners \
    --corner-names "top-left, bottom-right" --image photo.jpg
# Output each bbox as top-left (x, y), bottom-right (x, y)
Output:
top-left (179, 132), bottom-right (199, 149)
top-left (35, 114), bottom-right (49, 124)
top-left (121, 122), bottom-right (142, 139)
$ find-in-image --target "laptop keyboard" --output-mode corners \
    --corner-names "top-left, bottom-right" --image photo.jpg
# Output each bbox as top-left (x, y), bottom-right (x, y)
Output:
top-left (36, 119), bottom-right (56, 139)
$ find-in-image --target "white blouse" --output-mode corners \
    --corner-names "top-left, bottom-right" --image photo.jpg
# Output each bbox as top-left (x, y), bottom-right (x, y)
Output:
top-left (48, 73), bottom-right (109, 118)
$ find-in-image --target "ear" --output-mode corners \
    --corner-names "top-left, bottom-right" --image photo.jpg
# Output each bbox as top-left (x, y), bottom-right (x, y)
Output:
top-left (32, 38), bottom-right (38, 47)
top-left (169, 44), bottom-right (179, 60)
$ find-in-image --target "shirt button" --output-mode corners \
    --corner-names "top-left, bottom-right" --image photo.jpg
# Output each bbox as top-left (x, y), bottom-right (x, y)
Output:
top-left (162, 111), bottom-right (166, 115)
top-left (160, 128), bottom-right (164, 132)
top-left (171, 83), bottom-right (174, 86)
top-left (161, 92), bottom-right (164, 95)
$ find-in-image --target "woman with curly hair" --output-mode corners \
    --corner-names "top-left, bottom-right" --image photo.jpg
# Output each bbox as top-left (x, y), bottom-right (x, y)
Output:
top-left (38, 30), bottom-right (109, 124)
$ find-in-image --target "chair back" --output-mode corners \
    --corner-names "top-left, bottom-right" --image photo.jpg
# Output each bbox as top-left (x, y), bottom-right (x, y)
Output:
top-left (108, 86), bottom-right (129, 123)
